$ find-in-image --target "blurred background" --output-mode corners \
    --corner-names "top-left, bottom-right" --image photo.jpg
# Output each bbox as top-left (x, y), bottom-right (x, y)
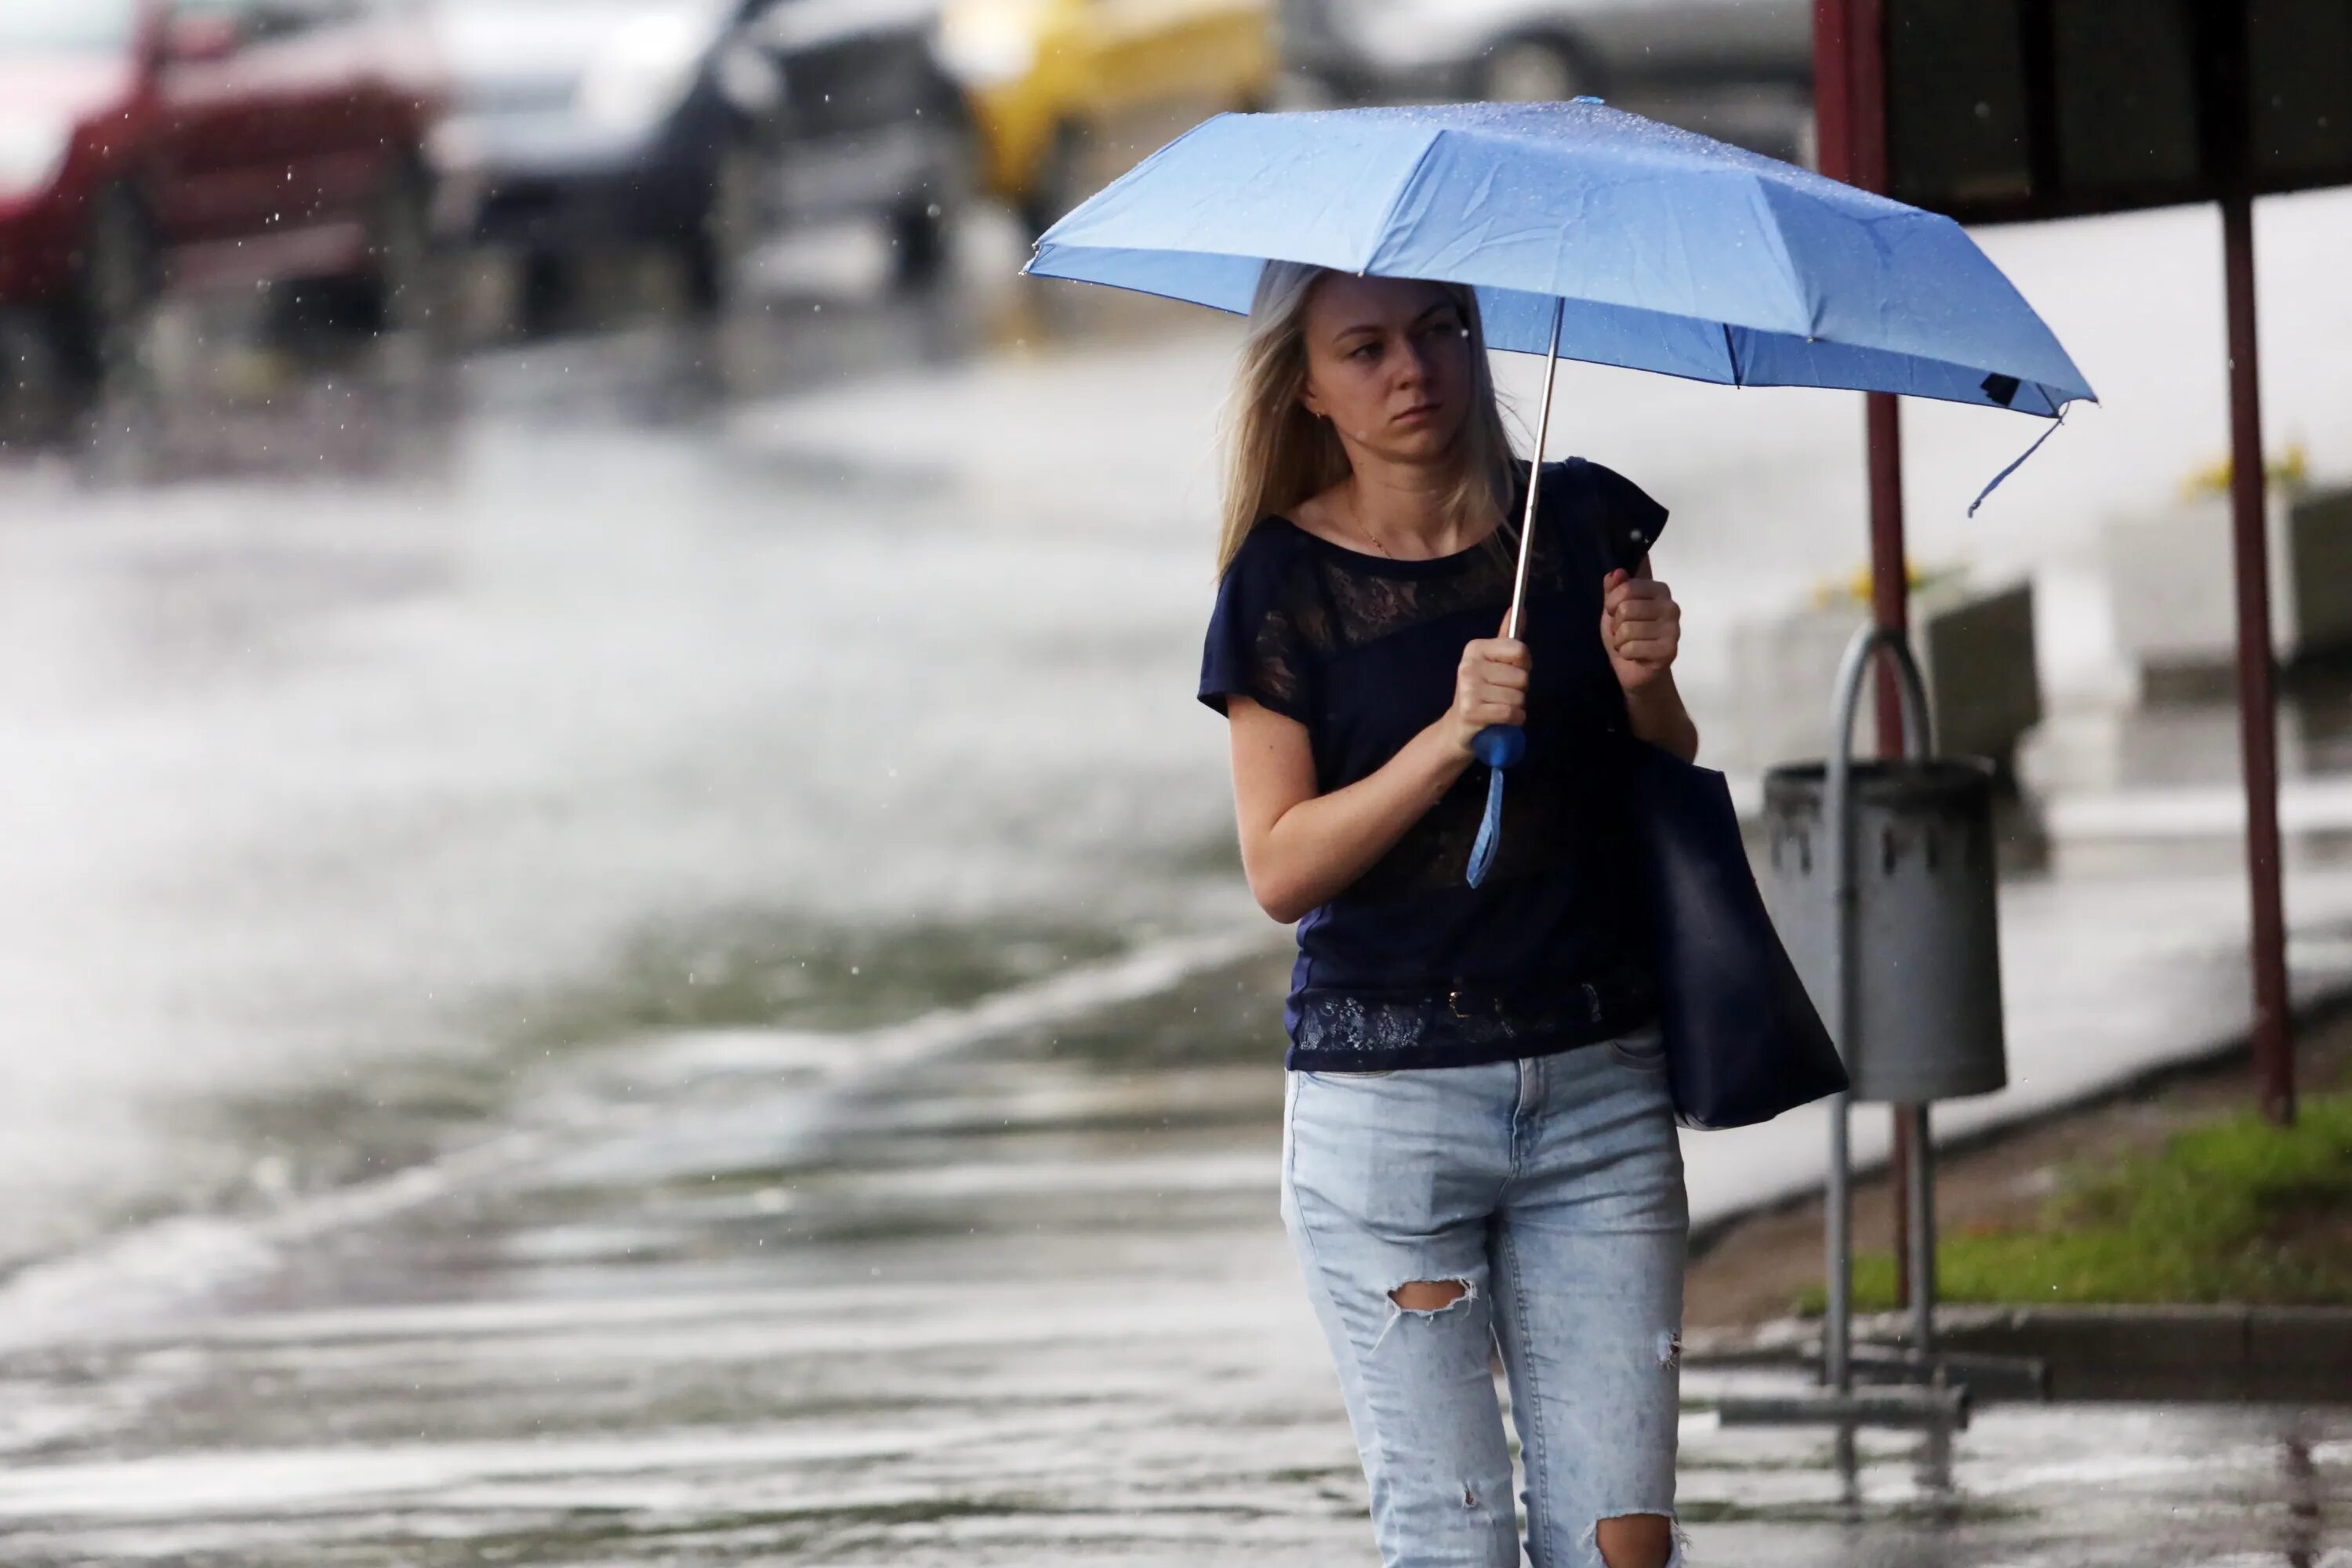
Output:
top-left (0, 2), bottom-right (2347, 1561)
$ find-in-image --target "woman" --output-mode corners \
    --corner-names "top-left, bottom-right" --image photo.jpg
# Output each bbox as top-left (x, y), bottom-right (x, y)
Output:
top-left (1197, 261), bottom-right (1697, 1568)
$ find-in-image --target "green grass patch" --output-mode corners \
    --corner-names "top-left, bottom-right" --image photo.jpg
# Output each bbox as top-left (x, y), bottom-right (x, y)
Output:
top-left (1802, 1091), bottom-right (2352, 1312)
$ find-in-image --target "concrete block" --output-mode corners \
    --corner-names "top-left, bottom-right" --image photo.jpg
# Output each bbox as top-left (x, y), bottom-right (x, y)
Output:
top-left (1726, 579), bottom-right (2041, 772)
top-left (2103, 484), bottom-right (2352, 678)
top-left (2285, 487), bottom-right (2352, 659)
top-left (1920, 580), bottom-right (2041, 766)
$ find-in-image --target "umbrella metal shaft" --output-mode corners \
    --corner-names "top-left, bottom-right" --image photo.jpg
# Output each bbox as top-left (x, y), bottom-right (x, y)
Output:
top-left (1504, 297), bottom-right (1566, 641)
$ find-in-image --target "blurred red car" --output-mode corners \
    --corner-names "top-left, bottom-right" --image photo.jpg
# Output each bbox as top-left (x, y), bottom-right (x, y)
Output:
top-left (0, 0), bottom-right (445, 377)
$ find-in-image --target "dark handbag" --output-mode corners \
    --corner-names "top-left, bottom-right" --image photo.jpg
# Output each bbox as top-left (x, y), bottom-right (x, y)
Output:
top-left (1621, 735), bottom-right (1848, 1129)
top-left (1552, 455), bottom-right (1845, 1127)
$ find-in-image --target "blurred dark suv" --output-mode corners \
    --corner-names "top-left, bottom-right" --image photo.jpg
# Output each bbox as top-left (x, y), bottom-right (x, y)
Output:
top-left (0, 0), bottom-right (445, 379)
top-left (432, 0), bottom-right (973, 316)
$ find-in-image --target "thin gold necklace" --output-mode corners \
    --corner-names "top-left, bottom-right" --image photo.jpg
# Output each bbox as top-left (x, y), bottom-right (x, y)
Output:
top-left (1345, 482), bottom-right (1461, 558)
top-left (1343, 483), bottom-right (1467, 560)
top-left (1336, 485), bottom-right (1389, 556)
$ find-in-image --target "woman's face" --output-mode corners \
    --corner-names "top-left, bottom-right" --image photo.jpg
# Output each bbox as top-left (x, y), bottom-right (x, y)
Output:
top-left (1298, 274), bottom-right (1477, 470)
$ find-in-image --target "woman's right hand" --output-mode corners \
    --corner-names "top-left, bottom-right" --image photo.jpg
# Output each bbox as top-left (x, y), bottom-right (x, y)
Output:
top-left (1443, 611), bottom-right (1531, 758)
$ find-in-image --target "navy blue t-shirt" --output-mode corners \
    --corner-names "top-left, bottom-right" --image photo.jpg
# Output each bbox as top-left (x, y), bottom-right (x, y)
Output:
top-left (1200, 458), bottom-right (1668, 1073)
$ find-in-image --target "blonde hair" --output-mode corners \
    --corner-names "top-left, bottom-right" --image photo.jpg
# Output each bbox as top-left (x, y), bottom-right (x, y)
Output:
top-left (1215, 261), bottom-right (1518, 579)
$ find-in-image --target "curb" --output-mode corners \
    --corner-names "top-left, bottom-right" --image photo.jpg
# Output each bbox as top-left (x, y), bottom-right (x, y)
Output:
top-left (1687, 1305), bottom-right (2352, 1403)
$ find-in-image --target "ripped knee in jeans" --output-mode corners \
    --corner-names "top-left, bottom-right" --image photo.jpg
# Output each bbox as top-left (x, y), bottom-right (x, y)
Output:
top-left (1369, 1277), bottom-right (1476, 1352)
top-left (1585, 1512), bottom-right (1686, 1568)
top-left (1388, 1279), bottom-right (1472, 1313)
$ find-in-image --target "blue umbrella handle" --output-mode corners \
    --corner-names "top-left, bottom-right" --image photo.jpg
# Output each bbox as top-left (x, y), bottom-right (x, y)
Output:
top-left (1471, 725), bottom-right (1525, 768)
top-left (1465, 725), bottom-right (1523, 888)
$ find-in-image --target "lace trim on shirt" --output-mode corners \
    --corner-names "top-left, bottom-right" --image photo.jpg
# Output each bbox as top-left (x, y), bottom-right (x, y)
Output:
top-left (1293, 976), bottom-right (1653, 1063)
top-left (1312, 539), bottom-right (1573, 648)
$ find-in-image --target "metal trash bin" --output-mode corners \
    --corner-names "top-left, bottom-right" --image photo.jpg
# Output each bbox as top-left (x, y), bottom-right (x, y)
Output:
top-left (1762, 758), bottom-right (2008, 1104)
top-left (1712, 623), bottom-right (2031, 1431)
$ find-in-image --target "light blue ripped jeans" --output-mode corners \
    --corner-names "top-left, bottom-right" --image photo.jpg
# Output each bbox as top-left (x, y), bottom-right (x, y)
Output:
top-left (1280, 1024), bottom-right (1690, 1568)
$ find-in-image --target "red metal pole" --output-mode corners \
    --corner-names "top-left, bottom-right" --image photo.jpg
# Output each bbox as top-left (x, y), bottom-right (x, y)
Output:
top-left (1842, 0), bottom-right (1904, 753)
top-left (1812, 0), bottom-right (1853, 180)
top-left (1870, 390), bottom-right (1914, 1308)
top-left (1844, 0), bottom-right (1888, 192)
top-left (2221, 190), bottom-right (2296, 1126)
top-left (1809, 0), bottom-right (1877, 1352)
top-left (1836, 0), bottom-right (1917, 1306)
top-left (1815, 0), bottom-right (1915, 1305)
top-left (1867, 397), bottom-right (1908, 754)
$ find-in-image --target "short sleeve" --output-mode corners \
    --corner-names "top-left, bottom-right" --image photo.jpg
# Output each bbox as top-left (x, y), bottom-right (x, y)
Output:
top-left (1577, 460), bottom-right (1670, 575)
top-left (1198, 528), bottom-right (1316, 725)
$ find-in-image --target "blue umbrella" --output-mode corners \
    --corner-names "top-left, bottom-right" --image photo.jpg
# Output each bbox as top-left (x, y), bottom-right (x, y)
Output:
top-left (1023, 100), bottom-right (2094, 885)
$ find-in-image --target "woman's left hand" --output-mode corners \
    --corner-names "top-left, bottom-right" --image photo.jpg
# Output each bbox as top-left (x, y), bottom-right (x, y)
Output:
top-left (1600, 567), bottom-right (1681, 693)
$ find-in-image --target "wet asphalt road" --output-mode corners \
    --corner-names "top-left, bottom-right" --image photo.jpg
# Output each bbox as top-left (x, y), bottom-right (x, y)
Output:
top-left (0, 205), bottom-right (2349, 1563)
top-left (0, 936), bottom-right (2345, 1565)
top-left (0, 217), bottom-right (1254, 1286)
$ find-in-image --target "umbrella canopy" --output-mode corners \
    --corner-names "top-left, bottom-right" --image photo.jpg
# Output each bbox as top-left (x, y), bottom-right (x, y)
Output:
top-left (1026, 100), bottom-right (2095, 417)
top-left (1025, 100), bottom-right (2096, 888)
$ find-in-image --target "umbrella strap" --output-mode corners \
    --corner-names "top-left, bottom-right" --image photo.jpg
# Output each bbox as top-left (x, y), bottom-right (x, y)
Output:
top-left (1467, 765), bottom-right (1506, 889)
top-left (1967, 407), bottom-right (2068, 517)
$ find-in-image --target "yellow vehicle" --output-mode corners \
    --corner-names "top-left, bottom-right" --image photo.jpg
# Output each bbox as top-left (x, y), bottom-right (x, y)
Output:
top-left (935, 0), bottom-right (1276, 234)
